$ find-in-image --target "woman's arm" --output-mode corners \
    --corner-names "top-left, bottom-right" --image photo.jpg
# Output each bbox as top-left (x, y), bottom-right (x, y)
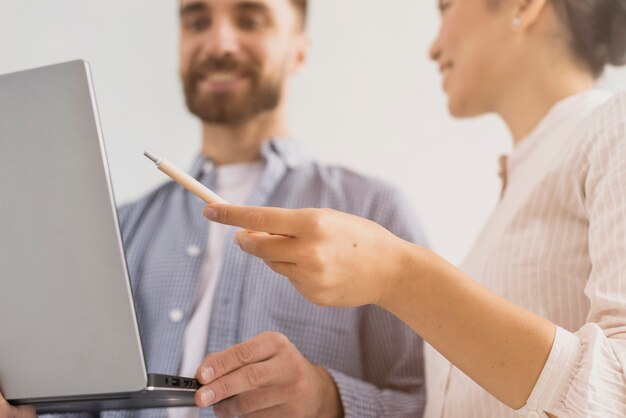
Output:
top-left (381, 242), bottom-right (555, 409)
top-left (204, 205), bottom-right (554, 409)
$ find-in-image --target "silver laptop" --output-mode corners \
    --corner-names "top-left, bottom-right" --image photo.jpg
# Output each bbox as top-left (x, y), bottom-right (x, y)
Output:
top-left (0, 61), bottom-right (200, 413)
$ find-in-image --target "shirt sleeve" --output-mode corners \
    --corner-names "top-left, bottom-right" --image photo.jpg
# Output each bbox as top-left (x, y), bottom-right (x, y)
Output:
top-left (327, 349), bottom-right (424, 418)
top-left (325, 183), bottom-right (426, 417)
top-left (325, 304), bottom-right (426, 417)
top-left (517, 94), bottom-right (626, 418)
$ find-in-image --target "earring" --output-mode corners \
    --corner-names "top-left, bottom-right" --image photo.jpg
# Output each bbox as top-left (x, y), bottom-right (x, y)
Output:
top-left (513, 16), bottom-right (521, 27)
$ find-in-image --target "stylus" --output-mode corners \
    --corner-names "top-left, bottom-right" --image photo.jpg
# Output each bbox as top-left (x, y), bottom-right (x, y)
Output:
top-left (143, 150), bottom-right (228, 204)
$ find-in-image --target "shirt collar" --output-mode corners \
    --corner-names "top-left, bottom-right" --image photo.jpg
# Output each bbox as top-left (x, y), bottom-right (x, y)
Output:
top-left (505, 89), bottom-right (612, 180)
top-left (188, 137), bottom-right (308, 178)
top-left (261, 137), bottom-right (308, 169)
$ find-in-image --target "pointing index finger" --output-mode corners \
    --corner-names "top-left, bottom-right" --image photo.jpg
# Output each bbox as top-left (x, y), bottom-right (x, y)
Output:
top-left (203, 203), bottom-right (302, 236)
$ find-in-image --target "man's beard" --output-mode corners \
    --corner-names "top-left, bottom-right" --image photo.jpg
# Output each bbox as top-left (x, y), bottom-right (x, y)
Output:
top-left (182, 56), bottom-right (282, 125)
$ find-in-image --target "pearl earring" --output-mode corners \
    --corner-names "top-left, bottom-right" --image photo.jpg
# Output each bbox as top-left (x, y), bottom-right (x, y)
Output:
top-left (513, 16), bottom-right (521, 27)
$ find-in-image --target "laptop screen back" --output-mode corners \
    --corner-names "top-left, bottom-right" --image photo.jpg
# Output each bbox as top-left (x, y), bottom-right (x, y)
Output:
top-left (0, 61), bottom-right (147, 400)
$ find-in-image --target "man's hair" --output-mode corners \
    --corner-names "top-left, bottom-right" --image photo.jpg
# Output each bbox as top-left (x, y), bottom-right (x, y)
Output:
top-left (290, 0), bottom-right (308, 29)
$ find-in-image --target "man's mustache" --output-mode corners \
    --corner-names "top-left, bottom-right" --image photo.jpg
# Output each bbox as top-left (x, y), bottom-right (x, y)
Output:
top-left (191, 56), bottom-right (257, 78)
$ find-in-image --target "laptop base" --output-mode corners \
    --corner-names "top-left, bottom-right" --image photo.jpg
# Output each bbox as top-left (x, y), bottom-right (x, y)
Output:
top-left (10, 374), bottom-right (201, 413)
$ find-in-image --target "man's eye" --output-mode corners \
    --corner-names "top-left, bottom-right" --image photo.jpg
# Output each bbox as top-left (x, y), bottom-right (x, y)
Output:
top-left (238, 16), bottom-right (264, 30)
top-left (185, 17), bottom-right (210, 32)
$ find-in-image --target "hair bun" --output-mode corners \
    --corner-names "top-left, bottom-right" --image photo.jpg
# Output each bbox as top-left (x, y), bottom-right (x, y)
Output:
top-left (556, 0), bottom-right (626, 76)
top-left (606, 0), bottom-right (626, 66)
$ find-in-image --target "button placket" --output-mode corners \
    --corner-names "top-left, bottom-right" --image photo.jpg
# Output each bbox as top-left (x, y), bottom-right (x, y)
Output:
top-left (186, 244), bottom-right (201, 257)
top-left (202, 161), bottom-right (214, 174)
top-left (169, 308), bottom-right (183, 323)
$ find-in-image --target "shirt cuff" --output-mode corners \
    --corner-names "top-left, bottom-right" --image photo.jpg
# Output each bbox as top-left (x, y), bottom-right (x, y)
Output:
top-left (515, 326), bottom-right (582, 416)
top-left (325, 367), bottom-right (380, 417)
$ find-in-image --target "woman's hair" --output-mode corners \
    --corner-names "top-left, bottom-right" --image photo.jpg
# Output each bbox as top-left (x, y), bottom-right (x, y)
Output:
top-left (489, 0), bottom-right (626, 78)
top-left (551, 0), bottom-right (626, 77)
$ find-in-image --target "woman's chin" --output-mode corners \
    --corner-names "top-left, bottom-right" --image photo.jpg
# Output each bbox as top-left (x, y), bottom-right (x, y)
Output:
top-left (447, 99), bottom-right (470, 118)
top-left (447, 95), bottom-right (483, 119)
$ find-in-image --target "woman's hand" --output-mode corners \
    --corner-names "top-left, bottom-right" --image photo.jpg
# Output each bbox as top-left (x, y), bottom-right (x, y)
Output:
top-left (204, 204), bottom-right (413, 307)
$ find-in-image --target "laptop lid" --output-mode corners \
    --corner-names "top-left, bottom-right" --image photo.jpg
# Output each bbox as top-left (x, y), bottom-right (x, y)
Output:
top-left (0, 61), bottom-right (148, 400)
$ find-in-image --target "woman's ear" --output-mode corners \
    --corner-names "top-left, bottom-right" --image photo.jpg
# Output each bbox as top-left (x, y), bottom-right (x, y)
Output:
top-left (511, 0), bottom-right (549, 30)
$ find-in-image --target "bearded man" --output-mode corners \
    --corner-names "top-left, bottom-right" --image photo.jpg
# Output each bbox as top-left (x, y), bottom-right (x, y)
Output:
top-left (14, 1), bottom-right (428, 417)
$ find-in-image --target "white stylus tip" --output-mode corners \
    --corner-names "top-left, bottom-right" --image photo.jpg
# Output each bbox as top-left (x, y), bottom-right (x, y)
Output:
top-left (143, 150), bottom-right (160, 164)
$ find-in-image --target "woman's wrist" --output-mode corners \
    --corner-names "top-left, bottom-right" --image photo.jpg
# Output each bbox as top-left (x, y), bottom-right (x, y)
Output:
top-left (377, 239), bottom-right (424, 310)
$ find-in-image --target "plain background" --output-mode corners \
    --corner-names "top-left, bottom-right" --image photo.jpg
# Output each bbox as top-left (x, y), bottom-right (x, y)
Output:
top-left (3, 0), bottom-right (626, 264)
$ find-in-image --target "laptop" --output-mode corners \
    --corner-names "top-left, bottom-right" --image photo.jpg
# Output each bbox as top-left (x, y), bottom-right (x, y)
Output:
top-left (0, 61), bottom-right (201, 413)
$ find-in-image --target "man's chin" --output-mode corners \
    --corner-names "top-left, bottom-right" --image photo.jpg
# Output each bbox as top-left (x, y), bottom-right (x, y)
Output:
top-left (184, 84), bottom-right (281, 125)
top-left (188, 100), bottom-right (253, 125)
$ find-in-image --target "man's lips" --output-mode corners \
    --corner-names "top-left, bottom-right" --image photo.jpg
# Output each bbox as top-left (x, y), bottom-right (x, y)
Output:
top-left (196, 70), bottom-right (249, 92)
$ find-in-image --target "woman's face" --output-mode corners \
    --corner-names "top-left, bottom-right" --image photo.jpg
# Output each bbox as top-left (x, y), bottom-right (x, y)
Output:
top-left (430, 0), bottom-right (519, 117)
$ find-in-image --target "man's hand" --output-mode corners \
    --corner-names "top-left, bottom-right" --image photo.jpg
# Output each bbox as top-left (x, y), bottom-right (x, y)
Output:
top-left (194, 332), bottom-right (343, 418)
top-left (0, 392), bottom-right (36, 418)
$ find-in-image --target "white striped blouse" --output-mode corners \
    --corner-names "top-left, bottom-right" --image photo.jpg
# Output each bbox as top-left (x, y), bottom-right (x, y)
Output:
top-left (424, 90), bottom-right (626, 418)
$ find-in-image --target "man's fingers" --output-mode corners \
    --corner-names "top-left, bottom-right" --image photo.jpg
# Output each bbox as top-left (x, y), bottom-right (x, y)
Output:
top-left (195, 360), bottom-right (281, 408)
top-left (230, 404), bottom-right (298, 418)
top-left (204, 204), bottom-right (302, 236)
top-left (0, 392), bottom-right (36, 418)
top-left (212, 386), bottom-right (292, 417)
top-left (14, 405), bottom-right (36, 418)
top-left (196, 332), bottom-right (291, 385)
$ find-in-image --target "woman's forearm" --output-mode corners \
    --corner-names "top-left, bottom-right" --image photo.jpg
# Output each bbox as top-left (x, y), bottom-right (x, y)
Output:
top-left (380, 242), bottom-right (556, 409)
top-left (205, 204), bottom-right (558, 409)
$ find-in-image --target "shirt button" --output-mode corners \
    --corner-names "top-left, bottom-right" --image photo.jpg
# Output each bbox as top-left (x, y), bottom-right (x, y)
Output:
top-left (169, 309), bottom-right (184, 323)
top-left (527, 410), bottom-right (540, 418)
top-left (202, 161), bottom-right (214, 174)
top-left (186, 244), bottom-right (201, 257)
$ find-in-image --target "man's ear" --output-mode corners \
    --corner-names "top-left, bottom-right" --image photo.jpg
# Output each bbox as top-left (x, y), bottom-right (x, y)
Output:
top-left (289, 33), bottom-right (310, 75)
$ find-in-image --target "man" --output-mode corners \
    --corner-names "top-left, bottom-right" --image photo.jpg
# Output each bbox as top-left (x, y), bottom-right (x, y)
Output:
top-left (0, 0), bottom-right (426, 417)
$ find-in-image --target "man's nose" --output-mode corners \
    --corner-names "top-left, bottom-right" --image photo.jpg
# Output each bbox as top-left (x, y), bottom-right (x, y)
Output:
top-left (203, 20), bottom-right (240, 56)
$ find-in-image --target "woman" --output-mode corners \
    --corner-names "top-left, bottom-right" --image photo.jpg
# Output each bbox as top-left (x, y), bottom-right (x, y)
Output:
top-left (202, 0), bottom-right (626, 417)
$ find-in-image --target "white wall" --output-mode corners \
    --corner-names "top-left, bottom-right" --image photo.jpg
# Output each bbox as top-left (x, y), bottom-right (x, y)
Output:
top-left (3, 1), bottom-right (626, 265)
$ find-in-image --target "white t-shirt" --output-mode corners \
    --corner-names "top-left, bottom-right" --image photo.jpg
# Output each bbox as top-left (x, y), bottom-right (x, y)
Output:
top-left (170, 160), bottom-right (265, 418)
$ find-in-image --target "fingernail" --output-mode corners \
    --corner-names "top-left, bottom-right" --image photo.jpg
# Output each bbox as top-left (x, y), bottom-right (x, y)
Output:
top-left (201, 366), bottom-right (214, 381)
top-left (205, 207), bottom-right (217, 220)
top-left (233, 232), bottom-right (242, 244)
top-left (200, 388), bottom-right (215, 405)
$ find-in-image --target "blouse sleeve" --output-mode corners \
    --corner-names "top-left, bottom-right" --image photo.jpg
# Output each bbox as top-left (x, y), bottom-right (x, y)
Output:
top-left (517, 93), bottom-right (626, 418)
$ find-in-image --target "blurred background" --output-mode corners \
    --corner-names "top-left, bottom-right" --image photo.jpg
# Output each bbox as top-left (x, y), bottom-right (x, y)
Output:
top-left (3, 0), bottom-right (626, 265)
